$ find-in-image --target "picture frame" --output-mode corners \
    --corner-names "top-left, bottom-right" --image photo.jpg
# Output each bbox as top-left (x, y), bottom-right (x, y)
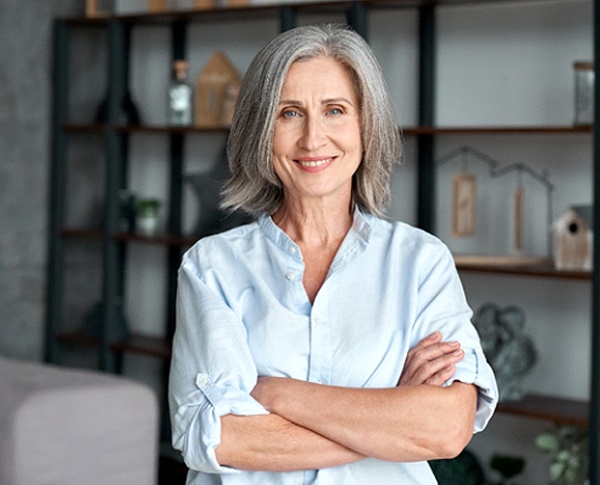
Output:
top-left (452, 173), bottom-right (476, 238)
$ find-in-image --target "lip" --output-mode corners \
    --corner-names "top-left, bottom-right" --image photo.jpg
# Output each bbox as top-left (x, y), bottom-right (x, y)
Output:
top-left (294, 156), bottom-right (336, 172)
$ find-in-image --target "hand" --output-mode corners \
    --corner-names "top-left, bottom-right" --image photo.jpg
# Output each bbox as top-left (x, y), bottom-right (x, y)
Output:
top-left (398, 332), bottom-right (464, 387)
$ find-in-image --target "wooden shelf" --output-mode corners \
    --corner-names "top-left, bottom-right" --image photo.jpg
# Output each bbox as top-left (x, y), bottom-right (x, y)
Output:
top-left (404, 125), bottom-right (592, 135)
top-left (113, 231), bottom-right (197, 247)
top-left (57, 331), bottom-right (172, 359)
top-left (57, 330), bottom-right (100, 347)
top-left (115, 125), bottom-right (229, 134)
top-left (110, 334), bottom-right (172, 359)
top-left (454, 255), bottom-right (591, 280)
top-left (64, 0), bottom-right (586, 27)
top-left (59, 229), bottom-right (197, 247)
top-left (63, 123), bottom-right (106, 133)
top-left (64, 1), bottom-right (409, 27)
top-left (497, 393), bottom-right (588, 427)
top-left (63, 123), bottom-right (229, 134)
top-left (59, 228), bottom-right (103, 240)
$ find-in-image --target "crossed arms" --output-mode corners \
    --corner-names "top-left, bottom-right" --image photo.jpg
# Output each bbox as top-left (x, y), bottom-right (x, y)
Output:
top-left (215, 332), bottom-right (478, 472)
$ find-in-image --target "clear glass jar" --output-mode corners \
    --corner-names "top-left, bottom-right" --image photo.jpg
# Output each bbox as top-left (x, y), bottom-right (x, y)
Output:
top-left (574, 61), bottom-right (594, 126)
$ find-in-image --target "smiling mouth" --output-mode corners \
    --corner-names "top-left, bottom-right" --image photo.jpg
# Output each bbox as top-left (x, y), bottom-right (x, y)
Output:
top-left (295, 157), bottom-right (335, 167)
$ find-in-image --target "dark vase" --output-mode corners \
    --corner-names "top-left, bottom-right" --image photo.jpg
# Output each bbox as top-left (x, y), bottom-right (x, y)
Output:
top-left (94, 90), bottom-right (141, 125)
top-left (185, 146), bottom-right (253, 237)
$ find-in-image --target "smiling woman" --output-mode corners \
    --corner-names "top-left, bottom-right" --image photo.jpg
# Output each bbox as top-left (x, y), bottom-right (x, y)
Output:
top-left (169, 23), bottom-right (498, 485)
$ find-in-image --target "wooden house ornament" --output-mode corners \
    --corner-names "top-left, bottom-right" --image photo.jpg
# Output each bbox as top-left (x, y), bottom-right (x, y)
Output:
top-left (195, 52), bottom-right (241, 128)
top-left (553, 205), bottom-right (593, 270)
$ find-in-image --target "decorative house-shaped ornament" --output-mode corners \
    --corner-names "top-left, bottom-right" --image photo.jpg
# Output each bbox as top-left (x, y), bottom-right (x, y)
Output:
top-left (553, 205), bottom-right (593, 270)
top-left (195, 52), bottom-right (241, 128)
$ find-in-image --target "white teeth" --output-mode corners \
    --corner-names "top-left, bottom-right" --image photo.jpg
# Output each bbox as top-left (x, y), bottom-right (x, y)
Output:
top-left (297, 158), bottom-right (332, 167)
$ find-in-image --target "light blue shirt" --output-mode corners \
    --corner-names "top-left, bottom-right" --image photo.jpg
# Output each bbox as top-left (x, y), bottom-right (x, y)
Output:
top-left (169, 210), bottom-right (498, 485)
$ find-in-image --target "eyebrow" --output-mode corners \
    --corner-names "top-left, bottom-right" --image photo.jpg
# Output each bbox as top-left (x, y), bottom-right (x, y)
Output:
top-left (278, 97), bottom-right (355, 106)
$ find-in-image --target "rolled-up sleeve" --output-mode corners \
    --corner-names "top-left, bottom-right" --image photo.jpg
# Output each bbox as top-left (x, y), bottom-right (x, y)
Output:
top-left (169, 255), bottom-right (268, 474)
top-left (412, 240), bottom-right (498, 434)
top-left (448, 347), bottom-right (498, 432)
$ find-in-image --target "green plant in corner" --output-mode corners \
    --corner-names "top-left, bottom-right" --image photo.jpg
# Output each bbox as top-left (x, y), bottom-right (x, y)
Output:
top-left (535, 425), bottom-right (588, 484)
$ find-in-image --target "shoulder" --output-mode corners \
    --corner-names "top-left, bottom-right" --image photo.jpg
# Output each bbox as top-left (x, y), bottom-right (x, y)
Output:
top-left (181, 219), bottom-right (262, 271)
top-left (366, 214), bottom-right (450, 259)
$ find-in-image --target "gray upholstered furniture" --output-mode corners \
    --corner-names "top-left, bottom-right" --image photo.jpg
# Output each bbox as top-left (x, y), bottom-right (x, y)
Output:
top-left (0, 356), bottom-right (159, 485)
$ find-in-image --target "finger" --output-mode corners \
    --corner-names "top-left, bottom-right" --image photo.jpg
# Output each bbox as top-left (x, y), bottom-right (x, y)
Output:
top-left (424, 364), bottom-right (457, 386)
top-left (401, 348), bottom-right (464, 386)
top-left (404, 340), bottom-right (461, 373)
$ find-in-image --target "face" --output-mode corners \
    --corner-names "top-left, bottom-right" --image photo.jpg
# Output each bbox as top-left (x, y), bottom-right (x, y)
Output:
top-left (272, 56), bottom-right (362, 207)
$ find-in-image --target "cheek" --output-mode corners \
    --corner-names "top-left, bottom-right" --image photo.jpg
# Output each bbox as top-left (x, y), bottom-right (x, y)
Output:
top-left (343, 126), bottom-right (363, 159)
top-left (271, 144), bottom-right (289, 183)
top-left (272, 124), bottom-right (294, 157)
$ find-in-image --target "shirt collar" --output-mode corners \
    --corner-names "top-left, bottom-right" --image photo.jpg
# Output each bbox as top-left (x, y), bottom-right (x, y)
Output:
top-left (257, 206), bottom-right (372, 259)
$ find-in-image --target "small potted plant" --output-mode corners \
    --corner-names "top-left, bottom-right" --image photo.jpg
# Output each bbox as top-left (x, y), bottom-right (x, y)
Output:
top-left (136, 198), bottom-right (162, 236)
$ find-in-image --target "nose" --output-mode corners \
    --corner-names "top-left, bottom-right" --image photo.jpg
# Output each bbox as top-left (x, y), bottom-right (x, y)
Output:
top-left (298, 114), bottom-right (327, 151)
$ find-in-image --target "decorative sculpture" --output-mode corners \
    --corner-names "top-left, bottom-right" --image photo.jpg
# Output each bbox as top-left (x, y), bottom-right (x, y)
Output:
top-left (472, 303), bottom-right (538, 401)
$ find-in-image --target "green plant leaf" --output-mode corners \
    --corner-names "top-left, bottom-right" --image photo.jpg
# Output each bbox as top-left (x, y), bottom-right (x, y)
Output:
top-left (536, 433), bottom-right (561, 453)
top-left (549, 462), bottom-right (566, 481)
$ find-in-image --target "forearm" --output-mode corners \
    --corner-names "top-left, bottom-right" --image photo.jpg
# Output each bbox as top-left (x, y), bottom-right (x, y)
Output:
top-left (216, 412), bottom-right (365, 471)
top-left (254, 379), bottom-right (477, 462)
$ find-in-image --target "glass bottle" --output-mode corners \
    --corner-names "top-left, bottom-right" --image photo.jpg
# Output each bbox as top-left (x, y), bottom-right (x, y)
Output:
top-left (168, 60), bottom-right (193, 126)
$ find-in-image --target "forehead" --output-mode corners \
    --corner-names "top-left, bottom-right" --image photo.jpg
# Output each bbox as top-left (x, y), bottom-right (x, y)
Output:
top-left (281, 57), bottom-right (358, 99)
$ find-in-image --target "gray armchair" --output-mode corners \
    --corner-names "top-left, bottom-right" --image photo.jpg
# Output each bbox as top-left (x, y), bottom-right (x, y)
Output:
top-left (0, 356), bottom-right (159, 485)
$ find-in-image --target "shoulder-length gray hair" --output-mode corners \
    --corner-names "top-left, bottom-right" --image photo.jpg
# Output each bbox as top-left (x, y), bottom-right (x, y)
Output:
top-left (221, 23), bottom-right (402, 217)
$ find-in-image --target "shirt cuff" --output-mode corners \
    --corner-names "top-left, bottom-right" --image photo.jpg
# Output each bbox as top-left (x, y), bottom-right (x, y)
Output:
top-left (447, 347), bottom-right (499, 433)
top-left (172, 372), bottom-right (269, 474)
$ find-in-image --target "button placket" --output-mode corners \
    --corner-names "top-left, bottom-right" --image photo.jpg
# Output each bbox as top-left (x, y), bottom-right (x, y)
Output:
top-left (308, 311), bottom-right (331, 385)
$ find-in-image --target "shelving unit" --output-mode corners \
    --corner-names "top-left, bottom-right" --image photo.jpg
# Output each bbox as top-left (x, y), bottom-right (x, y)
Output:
top-left (45, 0), bottom-right (599, 479)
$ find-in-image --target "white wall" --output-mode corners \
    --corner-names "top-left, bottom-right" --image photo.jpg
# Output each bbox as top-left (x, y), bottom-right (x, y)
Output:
top-left (118, 0), bottom-right (592, 481)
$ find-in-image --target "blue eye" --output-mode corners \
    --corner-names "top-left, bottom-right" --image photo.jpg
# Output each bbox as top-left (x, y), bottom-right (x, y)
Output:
top-left (282, 109), bottom-right (299, 118)
top-left (327, 107), bottom-right (342, 115)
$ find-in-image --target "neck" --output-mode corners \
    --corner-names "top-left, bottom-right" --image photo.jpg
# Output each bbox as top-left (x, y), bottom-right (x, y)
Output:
top-left (271, 195), bottom-right (354, 247)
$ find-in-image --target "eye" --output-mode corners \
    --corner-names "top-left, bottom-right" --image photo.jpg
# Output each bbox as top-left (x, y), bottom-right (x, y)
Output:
top-left (326, 106), bottom-right (344, 116)
top-left (280, 108), bottom-right (300, 119)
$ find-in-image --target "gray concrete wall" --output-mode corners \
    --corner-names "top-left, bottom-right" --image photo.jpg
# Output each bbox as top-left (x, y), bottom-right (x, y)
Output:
top-left (0, 0), bottom-right (82, 360)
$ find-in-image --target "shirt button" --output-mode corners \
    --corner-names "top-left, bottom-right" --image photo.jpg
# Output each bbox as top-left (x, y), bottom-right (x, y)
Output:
top-left (196, 374), bottom-right (210, 387)
top-left (289, 246), bottom-right (297, 255)
top-left (314, 317), bottom-right (321, 325)
top-left (285, 271), bottom-right (295, 281)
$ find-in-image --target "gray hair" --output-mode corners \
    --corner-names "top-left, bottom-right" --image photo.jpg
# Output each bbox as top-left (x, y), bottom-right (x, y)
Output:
top-left (221, 23), bottom-right (402, 217)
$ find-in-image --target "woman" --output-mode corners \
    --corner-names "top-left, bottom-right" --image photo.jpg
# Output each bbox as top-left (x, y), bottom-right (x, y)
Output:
top-left (169, 24), bottom-right (497, 484)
